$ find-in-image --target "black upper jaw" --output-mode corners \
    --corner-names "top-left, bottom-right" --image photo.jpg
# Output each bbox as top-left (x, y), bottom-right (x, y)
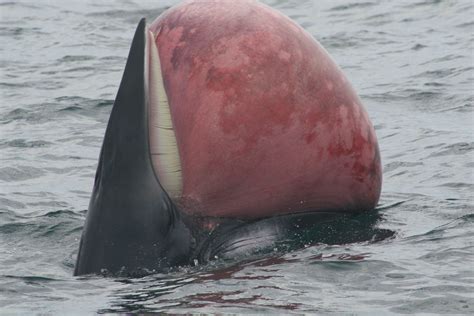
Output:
top-left (74, 18), bottom-right (191, 276)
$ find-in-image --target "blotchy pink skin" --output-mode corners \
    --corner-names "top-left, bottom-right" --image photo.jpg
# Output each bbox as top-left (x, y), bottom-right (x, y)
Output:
top-left (149, 0), bottom-right (382, 218)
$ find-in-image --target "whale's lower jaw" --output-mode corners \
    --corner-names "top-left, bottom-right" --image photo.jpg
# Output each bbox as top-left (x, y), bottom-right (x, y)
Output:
top-left (148, 0), bottom-right (381, 219)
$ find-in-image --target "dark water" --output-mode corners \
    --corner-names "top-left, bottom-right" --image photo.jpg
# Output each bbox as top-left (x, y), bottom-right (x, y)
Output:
top-left (1, 0), bottom-right (473, 313)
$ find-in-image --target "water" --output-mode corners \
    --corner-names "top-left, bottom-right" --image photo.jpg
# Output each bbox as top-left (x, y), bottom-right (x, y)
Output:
top-left (1, 0), bottom-right (473, 313)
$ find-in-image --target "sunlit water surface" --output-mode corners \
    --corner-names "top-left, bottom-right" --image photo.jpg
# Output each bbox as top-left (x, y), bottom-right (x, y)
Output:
top-left (1, 0), bottom-right (473, 313)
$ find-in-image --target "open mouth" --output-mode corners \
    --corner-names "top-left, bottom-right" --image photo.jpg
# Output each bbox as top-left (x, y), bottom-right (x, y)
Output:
top-left (145, 28), bottom-right (182, 200)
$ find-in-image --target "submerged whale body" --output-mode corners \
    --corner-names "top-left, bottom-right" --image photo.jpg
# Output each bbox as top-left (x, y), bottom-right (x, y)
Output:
top-left (74, 0), bottom-right (382, 276)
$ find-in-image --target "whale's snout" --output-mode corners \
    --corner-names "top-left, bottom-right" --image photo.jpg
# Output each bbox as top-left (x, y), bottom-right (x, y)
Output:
top-left (74, 19), bottom-right (191, 276)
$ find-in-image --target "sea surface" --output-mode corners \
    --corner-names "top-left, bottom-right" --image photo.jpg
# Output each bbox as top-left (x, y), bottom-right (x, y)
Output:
top-left (1, 0), bottom-right (473, 314)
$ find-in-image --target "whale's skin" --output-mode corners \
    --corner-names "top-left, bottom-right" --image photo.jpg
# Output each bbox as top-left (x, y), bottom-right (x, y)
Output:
top-left (149, 0), bottom-right (381, 219)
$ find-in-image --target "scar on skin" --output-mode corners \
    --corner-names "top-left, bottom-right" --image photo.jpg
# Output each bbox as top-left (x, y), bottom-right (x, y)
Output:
top-left (326, 81), bottom-right (334, 91)
top-left (278, 50), bottom-right (291, 62)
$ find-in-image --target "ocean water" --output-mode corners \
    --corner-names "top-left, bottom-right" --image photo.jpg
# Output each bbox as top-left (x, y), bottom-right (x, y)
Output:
top-left (1, 0), bottom-right (473, 313)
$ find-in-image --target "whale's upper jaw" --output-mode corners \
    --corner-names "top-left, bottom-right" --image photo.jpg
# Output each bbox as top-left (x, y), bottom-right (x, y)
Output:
top-left (74, 18), bottom-right (191, 276)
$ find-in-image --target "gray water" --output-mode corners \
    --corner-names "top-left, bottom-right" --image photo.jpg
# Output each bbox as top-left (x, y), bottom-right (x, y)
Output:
top-left (1, 0), bottom-right (473, 314)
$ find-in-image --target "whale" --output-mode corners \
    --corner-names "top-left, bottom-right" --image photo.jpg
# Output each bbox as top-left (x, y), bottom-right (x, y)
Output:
top-left (74, 0), bottom-right (382, 276)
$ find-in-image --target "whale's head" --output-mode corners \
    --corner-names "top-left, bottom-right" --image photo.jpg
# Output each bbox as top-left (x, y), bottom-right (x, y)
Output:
top-left (75, 0), bottom-right (381, 276)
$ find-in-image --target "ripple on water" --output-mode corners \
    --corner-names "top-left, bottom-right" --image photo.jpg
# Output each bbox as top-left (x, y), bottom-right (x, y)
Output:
top-left (0, 139), bottom-right (52, 149)
top-left (428, 142), bottom-right (474, 157)
top-left (0, 98), bottom-right (113, 124)
top-left (329, 2), bottom-right (376, 12)
top-left (0, 166), bottom-right (45, 182)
